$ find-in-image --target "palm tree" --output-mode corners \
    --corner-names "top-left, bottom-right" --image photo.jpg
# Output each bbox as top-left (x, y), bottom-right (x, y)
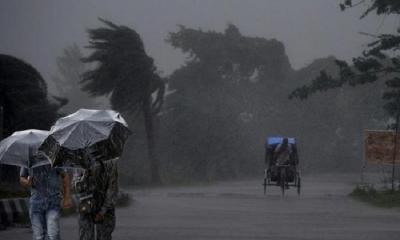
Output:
top-left (81, 18), bottom-right (165, 184)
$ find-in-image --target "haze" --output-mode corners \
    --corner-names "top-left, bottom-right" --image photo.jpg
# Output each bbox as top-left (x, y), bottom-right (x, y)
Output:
top-left (0, 0), bottom-right (397, 90)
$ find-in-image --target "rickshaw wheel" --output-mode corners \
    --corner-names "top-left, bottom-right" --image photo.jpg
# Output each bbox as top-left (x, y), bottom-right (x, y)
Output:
top-left (280, 168), bottom-right (286, 197)
top-left (263, 169), bottom-right (267, 195)
top-left (297, 175), bottom-right (301, 195)
top-left (263, 177), bottom-right (267, 195)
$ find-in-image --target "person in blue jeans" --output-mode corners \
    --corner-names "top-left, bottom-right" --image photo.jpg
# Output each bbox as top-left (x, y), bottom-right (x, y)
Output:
top-left (20, 160), bottom-right (72, 240)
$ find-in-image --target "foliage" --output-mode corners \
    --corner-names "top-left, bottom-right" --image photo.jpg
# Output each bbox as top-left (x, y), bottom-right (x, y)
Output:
top-left (339, 0), bottom-right (400, 18)
top-left (167, 24), bottom-right (291, 83)
top-left (0, 54), bottom-right (65, 183)
top-left (351, 184), bottom-right (400, 207)
top-left (81, 18), bottom-right (165, 184)
top-left (163, 24), bottom-right (387, 180)
top-left (81, 18), bottom-right (164, 114)
top-left (290, 0), bottom-right (400, 121)
top-left (115, 191), bottom-right (132, 207)
top-left (0, 54), bottom-right (64, 137)
top-left (163, 24), bottom-right (296, 180)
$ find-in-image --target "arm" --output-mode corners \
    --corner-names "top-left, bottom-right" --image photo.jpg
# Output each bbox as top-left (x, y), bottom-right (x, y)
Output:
top-left (61, 171), bottom-right (72, 209)
top-left (272, 145), bottom-right (281, 164)
top-left (19, 167), bottom-right (32, 188)
top-left (20, 176), bottom-right (33, 188)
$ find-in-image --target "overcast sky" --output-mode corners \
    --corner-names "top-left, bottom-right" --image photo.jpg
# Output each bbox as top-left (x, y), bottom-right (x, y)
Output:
top-left (1, 0), bottom-right (398, 92)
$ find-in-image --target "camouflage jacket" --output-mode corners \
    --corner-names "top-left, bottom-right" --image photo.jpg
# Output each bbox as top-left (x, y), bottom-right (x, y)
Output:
top-left (89, 158), bottom-right (119, 214)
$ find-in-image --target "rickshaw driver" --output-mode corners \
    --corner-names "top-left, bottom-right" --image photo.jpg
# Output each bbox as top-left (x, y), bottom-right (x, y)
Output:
top-left (273, 138), bottom-right (292, 187)
top-left (274, 138), bottom-right (292, 165)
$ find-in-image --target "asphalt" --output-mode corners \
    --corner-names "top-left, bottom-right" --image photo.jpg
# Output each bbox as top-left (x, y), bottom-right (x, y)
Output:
top-left (1, 174), bottom-right (400, 240)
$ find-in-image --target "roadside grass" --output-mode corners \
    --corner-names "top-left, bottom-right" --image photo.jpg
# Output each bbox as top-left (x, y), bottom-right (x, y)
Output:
top-left (116, 191), bottom-right (133, 207)
top-left (350, 185), bottom-right (400, 208)
top-left (0, 184), bottom-right (29, 199)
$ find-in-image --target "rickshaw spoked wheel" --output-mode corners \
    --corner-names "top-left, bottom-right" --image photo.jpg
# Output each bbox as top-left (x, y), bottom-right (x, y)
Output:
top-left (263, 177), bottom-right (267, 195)
top-left (297, 173), bottom-right (301, 196)
top-left (263, 169), bottom-right (267, 195)
top-left (280, 167), bottom-right (286, 197)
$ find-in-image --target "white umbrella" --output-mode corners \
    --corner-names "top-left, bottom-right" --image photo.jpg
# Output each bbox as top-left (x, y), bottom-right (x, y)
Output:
top-left (0, 129), bottom-right (51, 168)
top-left (40, 109), bottom-right (131, 168)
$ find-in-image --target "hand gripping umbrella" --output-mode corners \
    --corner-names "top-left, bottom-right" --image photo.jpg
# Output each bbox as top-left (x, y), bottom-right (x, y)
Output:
top-left (39, 109), bottom-right (131, 168)
top-left (0, 129), bottom-right (51, 168)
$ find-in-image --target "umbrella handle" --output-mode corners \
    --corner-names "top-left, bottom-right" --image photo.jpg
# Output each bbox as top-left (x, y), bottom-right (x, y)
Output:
top-left (28, 146), bottom-right (33, 178)
top-left (29, 168), bottom-right (33, 185)
top-left (28, 146), bottom-right (32, 169)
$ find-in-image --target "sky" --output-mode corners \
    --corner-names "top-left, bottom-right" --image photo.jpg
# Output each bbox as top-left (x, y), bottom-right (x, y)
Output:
top-left (0, 0), bottom-right (399, 92)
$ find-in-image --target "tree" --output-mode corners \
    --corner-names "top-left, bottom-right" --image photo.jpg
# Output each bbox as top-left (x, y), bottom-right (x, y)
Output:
top-left (52, 44), bottom-right (105, 113)
top-left (290, 0), bottom-right (400, 121)
top-left (288, 0), bottom-right (400, 188)
top-left (81, 18), bottom-right (165, 184)
top-left (0, 54), bottom-right (65, 182)
top-left (164, 24), bottom-right (294, 180)
top-left (0, 54), bottom-right (64, 137)
top-left (164, 23), bottom-right (387, 178)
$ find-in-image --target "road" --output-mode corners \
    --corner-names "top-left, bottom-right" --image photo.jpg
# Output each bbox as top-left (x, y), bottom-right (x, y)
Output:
top-left (2, 174), bottom-right (400, 239)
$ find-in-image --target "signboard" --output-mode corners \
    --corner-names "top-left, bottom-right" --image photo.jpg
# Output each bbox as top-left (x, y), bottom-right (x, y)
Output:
top-left (365, 130), bottom-right (400, 165)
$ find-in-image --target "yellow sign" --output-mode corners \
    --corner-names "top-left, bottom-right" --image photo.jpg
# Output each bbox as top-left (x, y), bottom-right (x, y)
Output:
top-left (365, 130), bottom-right (400, 165)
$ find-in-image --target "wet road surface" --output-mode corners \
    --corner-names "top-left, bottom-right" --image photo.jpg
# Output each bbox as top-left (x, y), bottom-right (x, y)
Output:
top-left (2, 174), bottom-right (400, 239)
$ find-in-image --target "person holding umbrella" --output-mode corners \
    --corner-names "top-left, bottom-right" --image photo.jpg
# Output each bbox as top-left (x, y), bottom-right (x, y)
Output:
top-left (0, 129), bottom-right (72, 240)
top-left (77, 154), bottom-right (119, 240)
top-left (20, 156), bottom-right (72, 240)
top-left (40, 109), bottom-right (131, 240)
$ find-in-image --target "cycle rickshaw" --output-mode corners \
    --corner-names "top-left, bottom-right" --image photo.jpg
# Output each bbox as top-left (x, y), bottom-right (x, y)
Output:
top-left (263, 137), bottom-right (301, 196)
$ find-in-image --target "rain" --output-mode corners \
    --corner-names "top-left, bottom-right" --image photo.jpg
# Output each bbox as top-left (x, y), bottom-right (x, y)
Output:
top-left (1, 1), bottom-right (400, 239)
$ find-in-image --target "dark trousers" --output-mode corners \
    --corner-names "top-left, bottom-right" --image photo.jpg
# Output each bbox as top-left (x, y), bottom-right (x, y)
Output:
top-left (79, 209), bottom-right (115, 240)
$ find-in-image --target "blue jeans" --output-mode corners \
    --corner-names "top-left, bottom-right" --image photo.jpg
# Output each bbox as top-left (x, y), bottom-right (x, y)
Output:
top-left (29, 197), bottom-right (61, 240)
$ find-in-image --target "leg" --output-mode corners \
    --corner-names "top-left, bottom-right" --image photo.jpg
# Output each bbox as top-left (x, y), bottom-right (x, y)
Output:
top-left (96, 210), bottom-right (115, 240)
top-left (46, 209), bottom-right (61, 240)
top-left (79, 213), bottom-right (94, 240)
top-left (285, 167), bottom-right (289, 189)
top-left (30, 201), bottom-right (46, 240)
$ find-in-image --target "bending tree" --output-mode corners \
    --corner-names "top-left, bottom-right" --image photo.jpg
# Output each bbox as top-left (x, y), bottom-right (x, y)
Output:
top-left (81, 18), bottom-right (165, 184)
top-left (290, 0), bottom-right (400, 122)
top-left (165, 24), bottom-right (293, 179)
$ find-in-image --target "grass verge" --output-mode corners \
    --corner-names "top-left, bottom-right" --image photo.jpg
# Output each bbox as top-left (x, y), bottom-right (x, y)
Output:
top-left (0, 187), bottom-right (29, 199)
top-left (350, 184), bottom-right (400, 208)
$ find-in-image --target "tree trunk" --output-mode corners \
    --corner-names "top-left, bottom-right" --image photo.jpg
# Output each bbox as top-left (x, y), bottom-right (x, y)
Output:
top-left (143, 97), bottom-right (160, 184)
top-left (0, 105), bottom-right (3, 140)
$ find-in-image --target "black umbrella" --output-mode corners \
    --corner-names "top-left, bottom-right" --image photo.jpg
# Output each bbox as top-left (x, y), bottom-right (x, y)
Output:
top-left (40, 109), bottom-right (131, 168)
